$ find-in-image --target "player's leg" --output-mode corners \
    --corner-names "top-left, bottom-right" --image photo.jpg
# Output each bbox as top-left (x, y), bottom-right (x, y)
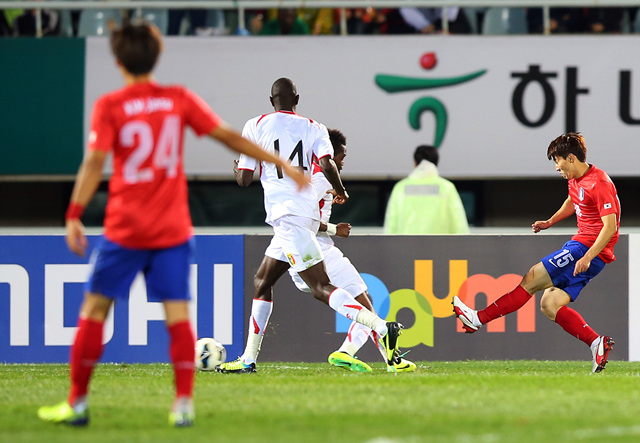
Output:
top-left (145, 239), bottom-right (196, 427)
top-left (164, 300), bottom-right (196, 427)
top-left (453, 261), bottom-right (551, 333)
top-left (538, 245), bottom-right (613, 372)
top-left (39, 237), bottom-right (142, 426)
top-left (38, 292), bottom-right (112, 426)
top-left (298, 263), bottom-right (402, 365)
top-left (217, 253), bottom-right (290, 373)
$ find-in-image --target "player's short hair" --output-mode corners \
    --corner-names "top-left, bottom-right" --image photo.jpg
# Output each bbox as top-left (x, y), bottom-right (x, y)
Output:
top-left (110, 20), bottom-right (162, 75)
top-left (414, 145), bottom-right (439, 166)
top-left (328, 129), bottom-right (346, 156)
top-left (547, 132), bottom-right (587, 162)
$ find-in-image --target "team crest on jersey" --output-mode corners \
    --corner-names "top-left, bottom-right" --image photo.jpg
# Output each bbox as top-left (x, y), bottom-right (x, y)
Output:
top-left (579, 187), bottom-right (585, 201)
top-left (286, 253), bottom-right (296, 266)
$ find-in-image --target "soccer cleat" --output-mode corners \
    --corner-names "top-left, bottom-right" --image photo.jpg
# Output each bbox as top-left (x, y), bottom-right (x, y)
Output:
top-left (215, 358), bottom-right (257, 374)
top-left (379, 322), bottom-right (403, 364)
top-left (169, 410), bottom-right (195, 428)
top-left (169, 396), bottom-right (195, 427)
top-left (387, 351), bottom-right (417, 373)
top-left (452, 295), bottom-right (481, 333)
top-left (37, 401), bottom-right (89, 426)
top-left (592, 336), bottom-right (615, 373)
top-left (328, 351), bottom-right (372, 373)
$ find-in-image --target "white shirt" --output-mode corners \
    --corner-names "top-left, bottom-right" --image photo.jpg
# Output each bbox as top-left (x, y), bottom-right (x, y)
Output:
top-left (238, 111), bottom-right (334, 224)
top-left (310, 163), bottom-right (335, 248)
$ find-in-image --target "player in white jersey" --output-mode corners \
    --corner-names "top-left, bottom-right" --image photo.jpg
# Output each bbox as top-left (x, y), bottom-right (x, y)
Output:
top-left (216, 78), bottom-right (404, 374)
top-left (288, 129), bottom-right (416, 373)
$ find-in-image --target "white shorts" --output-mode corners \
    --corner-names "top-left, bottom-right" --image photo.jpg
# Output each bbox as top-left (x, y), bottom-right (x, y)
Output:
top-left (289, 244), bottom-right (367, 298)
top-left (265, 215), bottom-right (324, 273)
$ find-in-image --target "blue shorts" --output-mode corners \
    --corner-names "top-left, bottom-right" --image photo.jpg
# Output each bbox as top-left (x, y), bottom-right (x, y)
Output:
top-left (541, 240), bottom-right (605, 301)
top-left (86, 236), bottom-right (194, 302)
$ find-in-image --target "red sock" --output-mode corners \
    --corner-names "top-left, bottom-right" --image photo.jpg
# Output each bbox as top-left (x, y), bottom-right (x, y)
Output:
top-left (478, 285), bottom-right (532, 325)
top-left (68, 317), bottom-right (104, 406)
top-left (554, 306), bottom-right (599, 346)
top-left (168, 321), bottom-right (196, 398)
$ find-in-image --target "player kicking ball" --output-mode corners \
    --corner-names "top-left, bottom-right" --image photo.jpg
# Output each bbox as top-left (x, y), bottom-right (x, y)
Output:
top-left (453, 133), bottom-right (618, 373)
top-left (288, 129), bottom-right (415, 373)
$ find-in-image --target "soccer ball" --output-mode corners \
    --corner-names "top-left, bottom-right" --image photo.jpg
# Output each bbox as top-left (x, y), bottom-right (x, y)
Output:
top-left (195, 337), bottom-right (226, 371)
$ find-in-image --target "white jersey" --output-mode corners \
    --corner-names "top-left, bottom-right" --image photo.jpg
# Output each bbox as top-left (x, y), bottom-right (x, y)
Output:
top-left (289, 163), bottom-right (367, 297)
top-left (238, 111), bottom-right (334, 224)
top-left (310, 162), bottom-right (335, 248)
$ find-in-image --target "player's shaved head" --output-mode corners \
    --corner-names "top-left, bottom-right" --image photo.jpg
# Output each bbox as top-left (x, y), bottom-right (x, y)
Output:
top-left (270, 78), bottom-right (299, 111)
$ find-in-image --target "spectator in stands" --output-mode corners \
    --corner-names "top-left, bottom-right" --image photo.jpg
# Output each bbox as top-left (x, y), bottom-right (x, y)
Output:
top-left (12, 8), bottom-right (59, 36)
top-left (384, 145), bottom-right (469, 234)
top-left (345, 7), bottom-right (387, 34)
top-left (260, 8), bottom-right (310, 35)
top-left (300, 5), bottom-right (334, 35)
top-left (584, 7), bottom-right (625, 33)
top-left (167, 9), bottom-right (206, 35)
top-left (396, 7), bottom-right (471, 34)
top-left (0, 10), bottom-right (12, 36)
top-left (527, 8), bottom-right (584, 34)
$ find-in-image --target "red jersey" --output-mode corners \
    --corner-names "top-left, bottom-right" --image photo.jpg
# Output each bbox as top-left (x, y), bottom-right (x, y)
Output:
top-left (568, 164), bottom-right (620, 263)
top-left (88, 82), bottom-right (221, 249)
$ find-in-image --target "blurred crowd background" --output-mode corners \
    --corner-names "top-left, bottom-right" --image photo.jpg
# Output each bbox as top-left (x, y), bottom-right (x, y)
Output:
top-left (2, 5), bottom-right (640, 38)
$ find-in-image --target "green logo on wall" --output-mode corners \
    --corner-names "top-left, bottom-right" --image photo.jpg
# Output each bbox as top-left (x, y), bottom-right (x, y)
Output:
top-left (375, 52), bottom-right (486, 148)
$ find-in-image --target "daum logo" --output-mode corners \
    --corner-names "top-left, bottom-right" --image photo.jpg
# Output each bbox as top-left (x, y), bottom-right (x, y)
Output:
top-left (335, 260), bottom-right (535, 348)
top-left (375, 52), bottom-right (486, 148)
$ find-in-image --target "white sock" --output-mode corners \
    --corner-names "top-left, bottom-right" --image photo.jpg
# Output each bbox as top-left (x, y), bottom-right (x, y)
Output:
top-left (72, 396), bottom-right (88, 413)
top-left (328, 288), bottom-right (387, 336)
top-left (338, 321), bottom-right (370, 356)
top-left (370, 330), bottom-right (388, 361)
top-left (241, 299), bottom-right (273, 364)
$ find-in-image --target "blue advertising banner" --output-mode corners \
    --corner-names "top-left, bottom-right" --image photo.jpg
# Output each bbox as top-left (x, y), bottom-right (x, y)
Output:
top-left (0, 235), bottom-right (245, 363)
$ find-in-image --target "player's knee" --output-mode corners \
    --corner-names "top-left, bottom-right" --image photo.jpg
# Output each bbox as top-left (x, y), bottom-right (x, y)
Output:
top-left (253, 275), bottom-right (273, 297)
top-left (539, 297), bottom-right (557, 320)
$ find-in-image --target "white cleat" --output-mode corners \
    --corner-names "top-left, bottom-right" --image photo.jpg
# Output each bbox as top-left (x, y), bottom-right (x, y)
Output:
top-left (452, 296), bottom-right (481, 333)
top-left (591, 336), bottom-right (615, 373)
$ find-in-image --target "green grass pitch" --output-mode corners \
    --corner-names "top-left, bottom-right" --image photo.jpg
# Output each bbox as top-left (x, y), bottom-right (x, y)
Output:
top-left (2, 361), bottom-right (640, 443)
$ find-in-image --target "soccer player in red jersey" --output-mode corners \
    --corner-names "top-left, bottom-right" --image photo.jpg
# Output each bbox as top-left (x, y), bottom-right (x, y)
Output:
top-left (453, 133), bottom-right (620, 373)
top-left (37, 21), bottom-right (308, 428)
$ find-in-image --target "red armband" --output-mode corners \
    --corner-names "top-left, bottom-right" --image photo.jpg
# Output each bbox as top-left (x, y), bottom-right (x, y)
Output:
top-left (65, 202), bottom-right (85, 220)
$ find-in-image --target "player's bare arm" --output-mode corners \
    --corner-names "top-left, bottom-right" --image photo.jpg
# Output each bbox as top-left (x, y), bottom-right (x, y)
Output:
top-left (573, 213), bottom-right (617, 276)
top-left (318, 157), bottom-right (348, 204)
top-left (319, 221), bottom-right (351, 238)
top-left (210, 124), bottom-right (309, 190)
top-left (335, 222), bottom-right (352, 238)
top-left (66, 150), bottom-right (108, 256)
top-left (233, 160), bottom-right (255, 187)
top-left (532, 196), bottom-right (575, 233)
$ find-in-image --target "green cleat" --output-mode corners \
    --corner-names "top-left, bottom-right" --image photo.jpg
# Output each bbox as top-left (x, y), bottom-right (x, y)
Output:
top-left (328, 351), bottom-right (372, 373)
top-left (37, 401), bottom-right (89, 426)
top-left (379, 322), bottom-right (404, 364)
top-left (387, 351), bottom-right (417, 373)
top-left (169, 410), bottom-right (195, 428)
top-left (215, 358), bottom-right (257, 374)
top-left (169, 396), bottom-right (194, 427)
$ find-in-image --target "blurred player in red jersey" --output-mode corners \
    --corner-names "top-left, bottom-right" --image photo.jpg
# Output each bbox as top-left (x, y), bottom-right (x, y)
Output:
top-left (37, 21), bottom-right (308, 428)
top-left (453, 133), bottom-right (620, 373)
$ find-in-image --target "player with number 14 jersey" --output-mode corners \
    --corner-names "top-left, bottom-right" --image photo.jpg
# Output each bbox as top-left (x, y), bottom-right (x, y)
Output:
top-left (237, 110), bottom-right (333, 225)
